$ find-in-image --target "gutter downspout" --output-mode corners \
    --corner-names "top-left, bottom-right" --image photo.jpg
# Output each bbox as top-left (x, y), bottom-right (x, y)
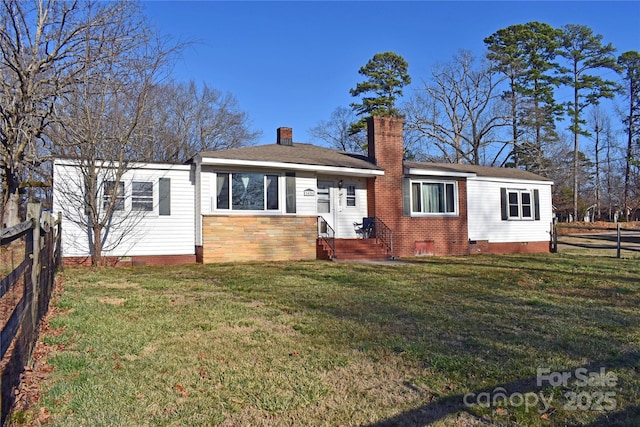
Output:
top-left (194, 155), bottom-right (202, 248)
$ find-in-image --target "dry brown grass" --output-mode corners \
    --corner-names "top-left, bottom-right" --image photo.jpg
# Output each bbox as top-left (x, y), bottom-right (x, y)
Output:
top-left (9, 255), bottom-right (640, 426)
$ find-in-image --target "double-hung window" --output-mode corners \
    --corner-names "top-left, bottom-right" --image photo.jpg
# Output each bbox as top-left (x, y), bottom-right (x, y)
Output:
top-left (501, 188), bottom-right (539, 220)
top-left (346, 185), bottom-right (356, 207)
top-left (103, 181), bottom-right (125, 211)
top-left (132, 181), bottom-right (153, 211)
top-left (410, 181), bottom-right (457, 215)
top-left (215, 172), bottom-right (279, 211)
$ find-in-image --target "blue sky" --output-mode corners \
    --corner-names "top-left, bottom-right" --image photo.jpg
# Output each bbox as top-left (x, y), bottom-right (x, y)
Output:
top-left (143, 1), bottom-right (640, 146)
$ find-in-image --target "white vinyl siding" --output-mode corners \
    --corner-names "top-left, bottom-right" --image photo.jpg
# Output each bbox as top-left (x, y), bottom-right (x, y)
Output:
top-left (53, 161), bottom-right (195, 257)
top-left (295, 173), bottom-right (317, 215)
top-left (467, 177), bottom-right (552, 243)
top-left (334, 178), bottom-right (368, 238)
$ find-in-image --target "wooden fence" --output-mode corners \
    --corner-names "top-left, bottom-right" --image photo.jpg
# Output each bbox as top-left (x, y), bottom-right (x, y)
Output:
top-left (551, 221), bottom-right (640, 258)
top-left (0, 203), bottom-right (62, 425)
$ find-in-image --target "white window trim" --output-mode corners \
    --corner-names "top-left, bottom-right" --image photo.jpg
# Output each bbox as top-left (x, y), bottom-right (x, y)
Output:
top-left (131, 181), bottom-right (154, 212)
top-left (409, 179), bottom-right (459, 217)
top-left (103, 180), bottom-right (125, 212)
top-left (101, 180), bottom-right (162, 216)
top-left (345, 184), bottom-right (357, 208)
top-left (213, 172), bottom-right (283, 214)
top-left (506, 189), bottom-right (534, 221)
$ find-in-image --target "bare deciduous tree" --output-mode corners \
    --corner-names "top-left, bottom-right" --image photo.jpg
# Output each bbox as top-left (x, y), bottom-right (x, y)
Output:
top-left (138, 81), bottom-right (261, 162)
top-left (0, 0), bottom-right (99, 226)
top-left (52, 1), bottom-right (180, 266)
top-left (404, 50), bottom-right (508, 165)
top-left (309, 106), bottom-right (366, 154)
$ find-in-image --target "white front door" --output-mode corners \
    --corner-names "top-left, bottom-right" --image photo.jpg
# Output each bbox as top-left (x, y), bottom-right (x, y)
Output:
top-left (317, 180), bottom-right (335, 235)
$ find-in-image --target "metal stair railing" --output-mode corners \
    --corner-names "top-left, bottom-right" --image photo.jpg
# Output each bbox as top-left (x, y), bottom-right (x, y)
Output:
top-left (317, 216), bottom-right (336, 259)
top-left (372, 217), bottom-right (394, 259)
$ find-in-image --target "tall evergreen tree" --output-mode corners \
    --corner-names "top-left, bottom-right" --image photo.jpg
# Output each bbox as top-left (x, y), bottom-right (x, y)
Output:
top-left (484, 21), bottom-right (562, 172)
top-left (349, 52), bottom-right (411, 134)
top-left (618, 51), bottom-right (640, 221)
top-left (557, 24), bottom-right (620, 221)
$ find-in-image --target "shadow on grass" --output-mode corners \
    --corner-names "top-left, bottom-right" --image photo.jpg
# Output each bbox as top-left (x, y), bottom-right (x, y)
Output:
top-left (364, 350), bottom-right (640, 426)
top-left (287, 258), bottom-right (640, 425)
top-left (585, 403), bottom-right (640, 426)
top-left (406, 254), bottom-right (640, 290)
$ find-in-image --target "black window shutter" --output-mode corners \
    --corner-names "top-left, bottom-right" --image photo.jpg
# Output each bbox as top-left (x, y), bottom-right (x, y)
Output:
top-left (533, 189), bottom-right (540, 220)
top-left (500, 188), bottom-right (508, 220)
top-left (159, 178), bottom-right (171, 216)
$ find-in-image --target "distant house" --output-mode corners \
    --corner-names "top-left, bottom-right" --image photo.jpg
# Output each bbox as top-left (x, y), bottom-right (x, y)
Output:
top-left (53, 117), bottom-right (553, 265)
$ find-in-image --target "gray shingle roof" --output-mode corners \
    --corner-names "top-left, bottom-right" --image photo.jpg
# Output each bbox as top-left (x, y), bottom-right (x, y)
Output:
top-left (200, 143), bottom-right (382, 171)
top-left (404, 161), bottom-right (553, 181)
top-left (198, 143), bottom-right (551, 182)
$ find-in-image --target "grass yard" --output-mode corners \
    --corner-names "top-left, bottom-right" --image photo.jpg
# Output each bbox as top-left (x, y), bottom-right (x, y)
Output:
top-left (9, 253), bottom-right (640, 426)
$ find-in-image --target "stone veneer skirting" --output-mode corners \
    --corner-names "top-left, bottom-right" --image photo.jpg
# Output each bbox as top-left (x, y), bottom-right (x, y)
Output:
top-left (201, 215), bottom-right (318, 263)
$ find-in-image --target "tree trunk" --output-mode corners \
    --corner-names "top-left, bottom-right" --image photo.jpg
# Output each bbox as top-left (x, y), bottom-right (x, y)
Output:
top-left (624, 78), bottom-right (634, 222)
top-left (595, 124), bottom-right (601, 221)
top-left (511, 90), bottom-right (519, 168)
top-left (2, 192), bottom-right (20, 228)
top-left (92, 225), bottom-right (104, 267)
top-left (573, 86), bottom-right (580, 223)
top-left (2, 169), bottom-right (21, 227)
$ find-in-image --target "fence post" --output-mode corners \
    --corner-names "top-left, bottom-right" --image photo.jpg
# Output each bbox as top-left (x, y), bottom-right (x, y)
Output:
top-left (26, 202), bottom-right (41, 338)
top-left (617, 223), bottom-right (621, 259)
top-left (551, 219), bottom-right (558, 253)
top-left (56, 212), bottom-right (63, 271)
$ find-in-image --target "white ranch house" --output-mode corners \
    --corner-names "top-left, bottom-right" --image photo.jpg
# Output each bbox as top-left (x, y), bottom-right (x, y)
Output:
top-left (53, 117), bottom-right (554, 265)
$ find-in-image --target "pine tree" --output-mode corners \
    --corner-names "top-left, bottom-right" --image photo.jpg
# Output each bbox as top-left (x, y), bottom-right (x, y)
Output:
top-left (618, 50), bottom-right (640, 220)
top-left (349, 52), bottom-right (411, 134)
top-left (484, 22), bottom-right (562, 173)
top-left (557, 24), bottom-right (620, 221)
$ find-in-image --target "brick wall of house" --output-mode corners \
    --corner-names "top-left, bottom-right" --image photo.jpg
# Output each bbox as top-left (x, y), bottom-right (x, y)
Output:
top-left (394, 180), bottom-right (469, 256)
top-left (367, 116), bottom-right (469, 257)
top-left (201, 215), bottom-right (318, 263)
top-left (63, 254), bottom-right (196, 267)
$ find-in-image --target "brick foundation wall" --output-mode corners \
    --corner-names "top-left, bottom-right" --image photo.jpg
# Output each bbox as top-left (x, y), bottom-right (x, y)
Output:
top-left (485, 241), bottom-right (550, 254)
top-left (468, 240), bottom-right (490, 255)
top-left (63, 254), bottom-right (196, 267)
top-left (202, 215), bottom-right (318, 263)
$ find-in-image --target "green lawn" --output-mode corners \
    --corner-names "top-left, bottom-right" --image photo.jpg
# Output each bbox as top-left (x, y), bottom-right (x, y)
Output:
top-left (12, 253), bottom-right (640, 426)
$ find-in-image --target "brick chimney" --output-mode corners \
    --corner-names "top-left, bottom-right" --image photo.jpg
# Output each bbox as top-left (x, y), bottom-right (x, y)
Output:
top-left (277, 127), bottom-right (293, 146)
top-left (367, 116), bottom-right (403, 174)
top-left (366, 116), bottom-right (404, 223)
